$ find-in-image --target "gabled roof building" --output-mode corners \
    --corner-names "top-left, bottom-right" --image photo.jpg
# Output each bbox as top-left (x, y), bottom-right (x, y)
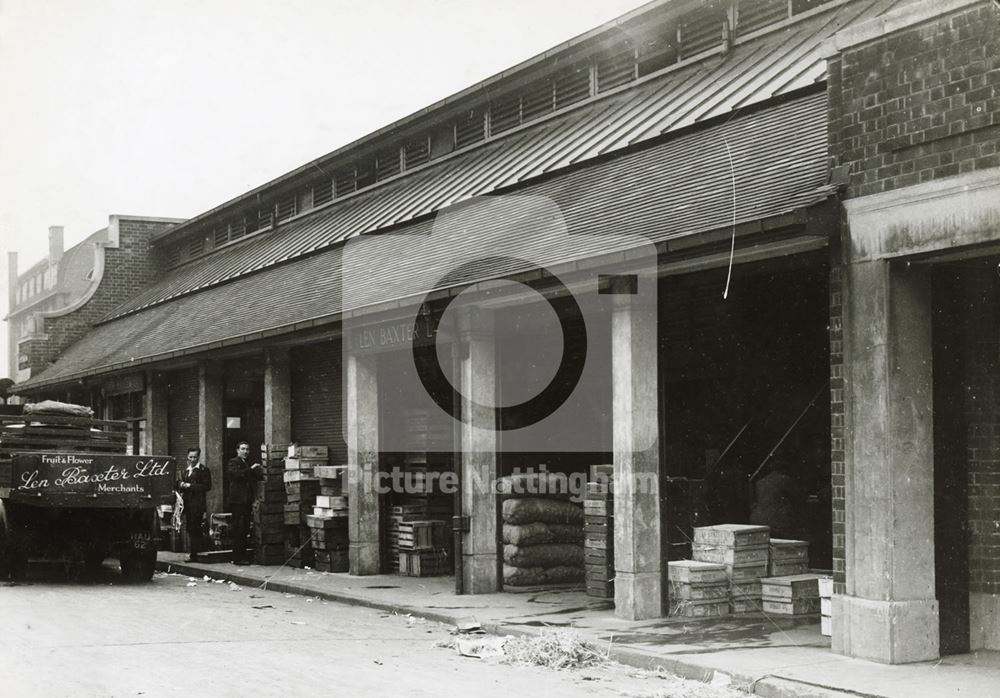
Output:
top-left (11, 0), bottom-right (1000, 663)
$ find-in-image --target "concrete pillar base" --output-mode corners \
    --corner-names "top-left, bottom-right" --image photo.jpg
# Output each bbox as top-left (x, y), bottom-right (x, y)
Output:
top-left (349, 542), bottom-right (380, 576)
top-left (614, 571), bottom-right (662, 621)
top-left (970, 592), bottom-right (1000, 650)
top-left (463, 553), bottom-right (499, 594)
top-left (832, 595), bottom-right (940, 663)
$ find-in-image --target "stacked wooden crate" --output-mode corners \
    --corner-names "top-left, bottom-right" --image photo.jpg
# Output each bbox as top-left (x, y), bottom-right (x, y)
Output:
top-left (283, 445), bottom-right (326, 568)
top-left (667, 560), bottom-right (730, 617)
top-left (692, 524), bottom-right (770, 614)
top-left (760, 573), bottom-right (823, 616)
top-left (819, 576), bottom-right (834, 636)
top-left (584, 464), bottom-right (614, 598)
top-left (768, 538), bottom-right (809, 576)
top-left (387, 504), bottom-right (425, 572)
top-left (307, 494), bottom-right (348, 573)
top-left (315, 465), bottom-right (346, 498)
top-left (398, 520), bottom-right (450, 576)
top-left (383, 407), bottom-right (454, 574)
top-left (255, 444), bottom-right (289, 565)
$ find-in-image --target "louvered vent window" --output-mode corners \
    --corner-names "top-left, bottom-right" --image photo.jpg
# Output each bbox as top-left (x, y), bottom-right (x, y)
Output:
top-left (737, 0), bottom-right (789, 36)
top-left (490, 93), bottom-right (521, 136)
top-left (230, 218), bottom-right (247, 240)
top-left (521, 78), bottom-right (555, 122)
top-left (242, 215), bottom-right (257, 236)
top-left (678, 3), bottom-right (726, 60)
top-left (297, 188), bottom-right (313, 214)
top-left (213, 226), bottom-right (229, 247)
top-left (638, 28), bottom-right (679, 76)
top-left (355, 161), bottom-right (375, 189)
top-left (313, 179), bottom-right (333, 207)
top-left (258, 208), bottom-right (274, 229)
top-left (334, 168), bottom-right (357, 197)
top-left (454, 109), bottom-right (485, 149)
top-left (188, 237), bottom-right (204, 257)
top-left (165, 249), bottom-right (180, 268)
top-left (276, 195), bottom-right (296, 222)
top-left (596, 42), bottom-right (637, 94)
top-left (403, 137), bottom-right (430, 169)
top-left (375, 149), bottom-right (402, 181)
top-left (553, 65), bottom-right (590, 110)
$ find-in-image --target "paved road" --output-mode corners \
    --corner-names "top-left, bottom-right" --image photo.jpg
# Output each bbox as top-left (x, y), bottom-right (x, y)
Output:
top-left (0, 564), bottom-right (739, 698)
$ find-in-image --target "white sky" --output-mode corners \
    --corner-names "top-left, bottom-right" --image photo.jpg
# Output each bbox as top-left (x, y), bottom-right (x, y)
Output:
top-left (0, 0), bottom-right (648, 378)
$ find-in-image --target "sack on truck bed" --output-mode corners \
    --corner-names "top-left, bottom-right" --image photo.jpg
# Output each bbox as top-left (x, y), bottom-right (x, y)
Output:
top-left (23, 401), bottom-right (94, 418)
top-left (502, 497), bottom-right (583, 525)
top-left (502, 522), bottom-right (583, 546)
top-left (503, 543), bottom-right (584, 568)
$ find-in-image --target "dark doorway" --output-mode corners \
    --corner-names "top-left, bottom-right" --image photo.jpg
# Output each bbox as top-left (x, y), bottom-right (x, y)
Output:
top-left (222, 371), bottom-right (265, 506)
top-left (931, 264), bottom-right (972, 655)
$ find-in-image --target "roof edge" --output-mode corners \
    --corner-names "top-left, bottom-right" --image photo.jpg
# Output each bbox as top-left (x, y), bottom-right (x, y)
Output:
top-left (16, 203), bottom-right (834, 394)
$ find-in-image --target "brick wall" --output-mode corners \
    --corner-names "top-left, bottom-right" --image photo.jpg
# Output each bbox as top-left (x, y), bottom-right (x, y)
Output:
top-left (21, 218), bottom-right (174, 376)
top-left (829, 1), bottom-right (1000, 199)
top-left (964, 263), bottom-right (1000, 596)
top-left (829, 252), bottom-right (846, 593)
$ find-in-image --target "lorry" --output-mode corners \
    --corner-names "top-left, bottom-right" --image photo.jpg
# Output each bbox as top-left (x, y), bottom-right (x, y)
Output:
top-left (0, 404), bottom-right (176, 582)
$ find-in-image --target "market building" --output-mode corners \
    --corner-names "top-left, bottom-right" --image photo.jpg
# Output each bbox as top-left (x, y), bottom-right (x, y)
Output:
top-left (8, 0), bottom-right (999, 664)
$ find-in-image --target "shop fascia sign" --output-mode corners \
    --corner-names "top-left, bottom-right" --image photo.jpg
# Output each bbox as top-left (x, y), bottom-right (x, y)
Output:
top-left (11, 453), bottom-right (176, 505)
top-left (349, 312), bottom-right (447, 355)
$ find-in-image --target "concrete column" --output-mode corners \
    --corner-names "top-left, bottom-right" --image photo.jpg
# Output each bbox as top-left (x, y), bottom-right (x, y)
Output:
top-left (346, 352), bottom-right (380, 575)
top-left (833, 259), bottom-right (939, 664)
top-left (264, 347), bottom-right (291, 449)
top-left (611, 289), bottom-right (662, 620)
top-left (459, 307), bottom-right (499, 594)
top-left (199, 361), bottom-right (225, 514)
top-left (144, 370), bottom-right (169, 457)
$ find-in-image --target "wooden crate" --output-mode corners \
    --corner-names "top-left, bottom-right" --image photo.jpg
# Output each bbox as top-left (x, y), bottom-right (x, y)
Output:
top-left (288, 444), bottom-right (328, 459)
top-left (397, 520), bottom-right (447, 551)
top-left (398, 549), bottom-right (450, 577)
top-left (692, 544), bottom-right (769, 565)
top-left (693, 524), bottom-right (770, 548)
top-left (586, 579), bottom-right (614, 598)
top-left (667, 560), bottom-right (728, 584)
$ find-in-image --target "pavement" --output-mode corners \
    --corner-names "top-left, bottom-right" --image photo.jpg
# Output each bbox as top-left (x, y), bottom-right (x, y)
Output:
top-left (156, 552), bottom-right (1000, 698)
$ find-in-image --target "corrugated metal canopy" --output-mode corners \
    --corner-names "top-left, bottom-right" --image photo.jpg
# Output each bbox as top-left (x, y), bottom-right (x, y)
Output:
top-left (23, 92), bottom-right (833, 389)
top-left (103, 0), bottom-right (898, 323)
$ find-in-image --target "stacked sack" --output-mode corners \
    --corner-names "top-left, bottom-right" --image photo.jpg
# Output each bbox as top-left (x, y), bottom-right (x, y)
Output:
top-left (500, 472), bottom-right (584, 588)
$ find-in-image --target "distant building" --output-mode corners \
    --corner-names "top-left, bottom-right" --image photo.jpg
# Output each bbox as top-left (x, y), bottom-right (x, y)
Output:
top-left (4, 216), bottom-right (183, 387)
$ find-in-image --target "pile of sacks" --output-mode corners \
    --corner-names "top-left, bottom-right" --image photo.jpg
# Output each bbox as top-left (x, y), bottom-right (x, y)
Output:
top-left (499, 474), bottom-right (584, 587)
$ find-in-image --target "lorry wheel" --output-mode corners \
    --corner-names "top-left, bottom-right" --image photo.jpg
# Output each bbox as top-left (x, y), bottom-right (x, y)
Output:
top-left (120, 550), bottom-right (156, 583)
top-left (84, 550), bottom-right (106, 576)
top-left (9, 551), bottom-right (28, 581)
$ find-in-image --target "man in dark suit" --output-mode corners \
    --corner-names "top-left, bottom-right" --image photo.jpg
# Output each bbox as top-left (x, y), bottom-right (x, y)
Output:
top-left (225, 440), bottom-right (263, 565)
top-left (177, 446), bottom-right (212, 562)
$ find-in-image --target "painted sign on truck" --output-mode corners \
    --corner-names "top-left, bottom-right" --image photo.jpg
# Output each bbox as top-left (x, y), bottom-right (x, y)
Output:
top-left (11, 453), bottom-right (176, 507)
